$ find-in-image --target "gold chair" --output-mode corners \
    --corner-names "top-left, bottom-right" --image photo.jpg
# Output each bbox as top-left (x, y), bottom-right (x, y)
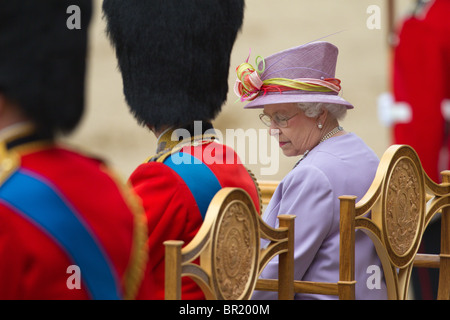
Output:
top-left (164, 187), bottom-right (296, 300)
top-left (259, 180), bottom-right (279, 206)
top-left (338, 144), bottom-right (450, 299)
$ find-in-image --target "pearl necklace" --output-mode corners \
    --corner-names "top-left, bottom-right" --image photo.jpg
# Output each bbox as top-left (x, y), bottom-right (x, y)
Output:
top-left (293, 126), bottom-right (344, 169)
top-left (320, 126), bottom-right (343, 143)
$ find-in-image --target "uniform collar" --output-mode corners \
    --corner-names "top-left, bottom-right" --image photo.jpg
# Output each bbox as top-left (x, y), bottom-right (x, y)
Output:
top-left (0, 122), bottom-right (52, 153)
top-left (155, 121), bottom-right (217, 153)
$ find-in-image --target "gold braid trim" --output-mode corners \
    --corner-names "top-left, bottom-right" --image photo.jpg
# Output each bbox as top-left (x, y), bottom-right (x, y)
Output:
top-left (0, 122), bottom-right (37, 185)
top-left (246, 167), bottom-right (263, 214)
top-left (0, 142), bottom-right (20, 186)
top-left (146, 133), bottom-right (217, 163)
top-left (122, 187), bottom-right (148, 300)
top-left (100, 165), bottom-right (149, 300)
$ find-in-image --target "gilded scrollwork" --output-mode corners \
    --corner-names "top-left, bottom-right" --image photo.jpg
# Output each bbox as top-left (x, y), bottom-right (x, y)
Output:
top-left (385, 159), bottom-right (421, 256)
top-left (213, 201), bottom-right (257, 300)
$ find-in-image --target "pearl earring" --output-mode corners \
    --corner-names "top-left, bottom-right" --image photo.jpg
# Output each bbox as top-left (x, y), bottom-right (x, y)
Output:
top-left (318, 123), bottom-right (323, 129)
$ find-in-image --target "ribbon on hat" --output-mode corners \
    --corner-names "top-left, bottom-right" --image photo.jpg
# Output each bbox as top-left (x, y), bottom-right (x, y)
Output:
top-left (234, 52), bottom-right (342, 102)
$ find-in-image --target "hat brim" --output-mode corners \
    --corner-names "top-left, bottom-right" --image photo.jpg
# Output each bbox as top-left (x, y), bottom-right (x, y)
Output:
top-left (243, 91), bottom-right (354, 109)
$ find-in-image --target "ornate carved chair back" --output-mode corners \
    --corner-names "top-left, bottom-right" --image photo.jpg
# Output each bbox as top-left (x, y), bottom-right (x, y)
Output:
top-left (259, 181), bottom-right (279, 207)
top-left (164, 187), bottom-right (296, 300)
top-left (339, 144), bottom-right (450, 300)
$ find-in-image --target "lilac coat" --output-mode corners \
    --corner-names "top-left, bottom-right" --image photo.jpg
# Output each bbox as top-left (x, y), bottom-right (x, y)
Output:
top-left (253, 133), bottom-right (388, 300)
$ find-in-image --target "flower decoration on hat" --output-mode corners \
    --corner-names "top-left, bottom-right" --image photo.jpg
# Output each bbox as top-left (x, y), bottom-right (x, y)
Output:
top-left (234, 53), bottom-right (266, 101)
top-left (234, 52), bottom-right (342, 102)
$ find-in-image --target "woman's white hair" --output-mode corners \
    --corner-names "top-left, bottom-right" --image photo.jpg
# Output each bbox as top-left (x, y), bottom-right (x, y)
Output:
top-left (297, 102), bottom-right (347, 120)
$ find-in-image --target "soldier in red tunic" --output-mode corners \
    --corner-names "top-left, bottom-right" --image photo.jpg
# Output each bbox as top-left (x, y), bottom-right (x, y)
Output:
top-left (0, 0), bottom-right (149, 299)
top-left (382, 0), bottom-right (450, 300)
top-left (103, 0), bottom-right (262, 299)
top-left (391, 0), bottom-right (450, 184)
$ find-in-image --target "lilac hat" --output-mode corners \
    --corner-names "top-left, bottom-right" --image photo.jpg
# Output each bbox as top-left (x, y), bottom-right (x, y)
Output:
top-left (234, 41), bottom-right (354, 109)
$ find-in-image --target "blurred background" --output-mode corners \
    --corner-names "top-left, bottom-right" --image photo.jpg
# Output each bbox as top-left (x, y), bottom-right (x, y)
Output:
top-left (65, 0), bottom-right (417, 183)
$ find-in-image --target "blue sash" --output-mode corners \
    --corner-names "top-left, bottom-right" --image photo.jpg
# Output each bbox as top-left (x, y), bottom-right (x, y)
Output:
top-left (0, 169), bottom-right (122, 300)
top-left (164, 152), bottom-right (222, 219)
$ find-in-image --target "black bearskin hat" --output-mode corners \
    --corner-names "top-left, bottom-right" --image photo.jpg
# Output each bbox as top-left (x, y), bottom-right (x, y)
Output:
top-left (0, 0), bottom-right (92, 138)
top-left (102, 0), bottom-right (245, 130)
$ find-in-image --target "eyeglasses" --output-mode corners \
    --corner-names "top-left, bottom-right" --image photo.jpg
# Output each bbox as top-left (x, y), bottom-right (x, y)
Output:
top-left (259, 112), bottom-right (299, 128)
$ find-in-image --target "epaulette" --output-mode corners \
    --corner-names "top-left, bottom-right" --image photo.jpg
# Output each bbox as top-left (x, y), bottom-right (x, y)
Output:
top-left (145, 148), bottom-right (173, 163)
top-left (0, 142), bottom-right (20, 187)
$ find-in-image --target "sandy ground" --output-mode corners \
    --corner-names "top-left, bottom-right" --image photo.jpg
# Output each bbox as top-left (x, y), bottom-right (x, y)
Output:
top-left (66, 0), bottom-right (416, 183)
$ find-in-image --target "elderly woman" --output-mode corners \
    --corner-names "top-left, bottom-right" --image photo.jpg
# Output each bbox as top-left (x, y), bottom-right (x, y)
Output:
top-left (235, 41), bottom-right (387, 300)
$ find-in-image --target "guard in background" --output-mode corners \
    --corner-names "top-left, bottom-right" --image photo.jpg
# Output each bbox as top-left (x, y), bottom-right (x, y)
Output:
top-left (391, 0), bottom-right (450, 184)
top-left (103, 0), bottom-right (261, 299)
top-left (379, 0), bottom-right (450, 299)
top-left (0, 0), bottom-right (149, 299)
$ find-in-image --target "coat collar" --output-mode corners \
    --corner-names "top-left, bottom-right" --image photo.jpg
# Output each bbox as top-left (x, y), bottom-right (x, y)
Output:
top-left (155, 121), bottom-right (217, 154)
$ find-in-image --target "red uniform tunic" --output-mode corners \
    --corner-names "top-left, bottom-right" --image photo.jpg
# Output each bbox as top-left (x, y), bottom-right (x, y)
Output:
top-left (129, 126), bottom-right (261, 299)
top-left (392, 0), bottom-right (450, 182)
top-left (391, 0), bottom-right (450, 299)
top-left (0, 124), bottom-right (149, 299)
